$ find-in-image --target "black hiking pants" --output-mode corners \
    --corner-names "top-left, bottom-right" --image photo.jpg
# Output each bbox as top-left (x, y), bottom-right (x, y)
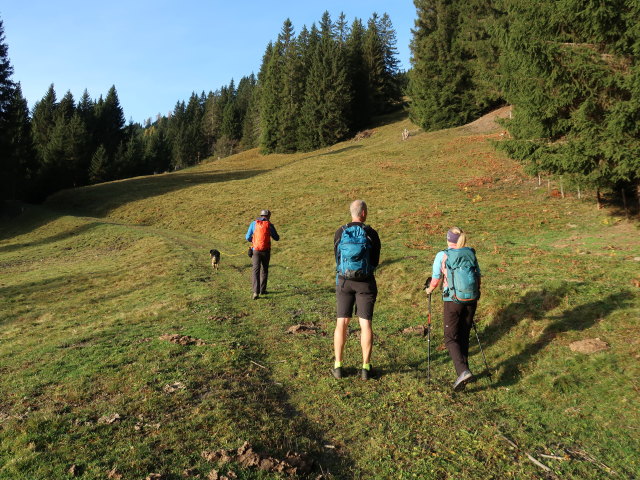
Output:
top-left (251, 250), bottom-right (270, 294)
top-left (443, 301), bottom-right (477, 375)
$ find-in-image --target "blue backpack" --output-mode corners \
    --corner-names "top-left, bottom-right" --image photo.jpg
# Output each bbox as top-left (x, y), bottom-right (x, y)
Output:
top-left (444, 247), bottom-right (480, 303)
top-left (336, 224), bottom-right (373, 280)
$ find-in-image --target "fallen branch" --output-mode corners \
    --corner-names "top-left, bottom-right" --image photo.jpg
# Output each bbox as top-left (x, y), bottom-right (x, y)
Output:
top-left (539, 454), bottom-right (567, 461)
top-left (497, 433), bottom-right (558, 478)
top-left (525, 453), bottom-right (552, 472)
top-left (250, 360), bottom-right (268, 370)
top-left (565, 448), bottom-right (618, 476)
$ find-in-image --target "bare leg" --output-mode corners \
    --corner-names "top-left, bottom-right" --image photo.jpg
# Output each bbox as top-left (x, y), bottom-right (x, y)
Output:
top-left (334, 317), bottom-right (350, 362)
top-left (359, 318), bottom-right (373, 365)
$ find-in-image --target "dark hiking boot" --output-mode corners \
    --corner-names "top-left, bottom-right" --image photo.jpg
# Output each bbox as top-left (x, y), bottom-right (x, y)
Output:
top-left (332, 367), bottom-right (343, 379)
top-left (252, 293), bottom-right (259, 300)
top-left (361, 367), bottom-right (374, 380)
top-left (453, 370), bottom-right (474, 391)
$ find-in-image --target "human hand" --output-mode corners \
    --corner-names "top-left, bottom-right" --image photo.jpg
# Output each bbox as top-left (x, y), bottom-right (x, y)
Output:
top-left (425, 286), bottom-right (434, 295)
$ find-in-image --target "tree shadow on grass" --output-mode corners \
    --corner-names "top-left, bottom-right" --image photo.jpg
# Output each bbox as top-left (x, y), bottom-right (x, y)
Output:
top-left (188, 342), bottom-right (356, 478)
top-left (313, 145), bottom-right (363, 157)
top-left (475, 285), bottom-right (631, 388)
top-left (0, 221), bottom-right (101, 253)
top-left (48, 169), bottom-right (270, 218)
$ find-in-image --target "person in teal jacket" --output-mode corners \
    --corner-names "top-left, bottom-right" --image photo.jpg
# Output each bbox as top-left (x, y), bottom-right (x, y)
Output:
top-left (425, 227), bottom-right (481, 391)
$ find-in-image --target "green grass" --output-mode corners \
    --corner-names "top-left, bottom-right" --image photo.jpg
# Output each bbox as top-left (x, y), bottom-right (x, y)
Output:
top-left (1, 111), bottom-right (639, 479)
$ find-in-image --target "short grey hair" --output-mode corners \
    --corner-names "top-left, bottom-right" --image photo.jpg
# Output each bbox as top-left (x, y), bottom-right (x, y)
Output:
top-left (350, 199), bottom-right (367, 219)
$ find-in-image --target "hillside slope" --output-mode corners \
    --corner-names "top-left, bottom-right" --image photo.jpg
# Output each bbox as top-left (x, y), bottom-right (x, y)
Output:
top-left (1, 110), bottom-right (638, 479)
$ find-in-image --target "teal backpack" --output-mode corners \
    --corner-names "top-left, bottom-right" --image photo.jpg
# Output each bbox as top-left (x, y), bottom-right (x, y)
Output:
top-left (444, 247), bottom-right (480, 303)
top-left (336, 224), bottom-right (373, 281)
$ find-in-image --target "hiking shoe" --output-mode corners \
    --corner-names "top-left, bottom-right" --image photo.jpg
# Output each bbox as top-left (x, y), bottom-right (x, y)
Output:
top-left (332, 367), bottom-right (343, 379)
top-left (453, 370), bottom-right (474, 391)
top-left (361, 368), bottom-right (373, 380)
top-left (252, 293), bottom-right (259, 300)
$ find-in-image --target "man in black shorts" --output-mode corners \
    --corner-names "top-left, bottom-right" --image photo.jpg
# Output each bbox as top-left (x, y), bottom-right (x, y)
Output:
top-left (333, 199), bottom-right (381, 380)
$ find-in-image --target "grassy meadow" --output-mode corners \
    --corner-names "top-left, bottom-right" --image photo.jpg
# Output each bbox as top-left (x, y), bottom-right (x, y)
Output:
top-left (1, 109), bottom-right (639, 479)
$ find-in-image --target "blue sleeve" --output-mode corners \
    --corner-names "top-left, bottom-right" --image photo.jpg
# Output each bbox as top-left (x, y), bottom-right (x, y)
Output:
top-left (432, 251), bottom-right (445, 279)
top-left (270, 223), bottom-right (280, 241)
top-left (245, 221), bottom-right (255, 242)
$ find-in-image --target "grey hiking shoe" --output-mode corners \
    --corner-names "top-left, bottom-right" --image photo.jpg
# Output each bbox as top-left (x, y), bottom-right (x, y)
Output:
top-left (332, 367), bottom-right (343, 379)
top-left (361, 367), bottom-right (373, 380)
top-left (252, 293), bottom-right (259, 300)
top-left (453, 370), bottom-right (474, 391)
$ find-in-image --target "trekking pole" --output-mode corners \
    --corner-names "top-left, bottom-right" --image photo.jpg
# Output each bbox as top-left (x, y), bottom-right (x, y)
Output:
top-left (471, 321), bottom-right (492, 380)
top-left (424, 276), bottom-right (432, 384)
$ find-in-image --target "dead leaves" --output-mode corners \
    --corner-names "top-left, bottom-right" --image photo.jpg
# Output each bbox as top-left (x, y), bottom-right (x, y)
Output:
top-left (201, 441), bottom-right (312, 477)
top-left (163, 381), bottom-right (186, 393)
top-left (97, 413), bottom-right (121, 425)
top-left (287, 324), bottom-right (320, 335)
top-left (402, 325), bottom-right (428, 336)
top-left (352, 129), bottom-right (374, 141)
top-left (159, 334), bottom-right (206, 346)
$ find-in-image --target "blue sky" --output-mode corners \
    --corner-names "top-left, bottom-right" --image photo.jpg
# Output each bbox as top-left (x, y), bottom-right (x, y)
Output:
top-left (2, 1), bottom-right (416, 124)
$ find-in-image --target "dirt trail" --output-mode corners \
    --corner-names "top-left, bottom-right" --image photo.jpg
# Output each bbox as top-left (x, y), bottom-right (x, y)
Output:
top-left (461, 105), bottom-right (512, 134)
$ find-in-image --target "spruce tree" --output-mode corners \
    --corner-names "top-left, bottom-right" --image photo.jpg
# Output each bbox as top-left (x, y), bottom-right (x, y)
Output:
top-left (277, 19), bottom-right (305, 152)
top-left (258, 41), bottom-right (282, 153)
top-left (364, 14), bottom-right (388, 116)
top-left (0, 18), bottom-right (13, 121)
top-left (346, 18), bottom-right (370, 130)
top-left (95, 85), bottom-right (125, 159)
top-left (407, 0), bottom-right (478, 130)
top-left (89, 144), bottom-right (109, 183)
top-left (497, 0), bottom-right (640, 207)
top-left (0, 18), bottom-right (19, 202)
top-left (299, 12), bottom-right (351, 150)
top-left (2, 84), bottom-right (35, 201)
top-left (31, 84), bottom-right (58, 165)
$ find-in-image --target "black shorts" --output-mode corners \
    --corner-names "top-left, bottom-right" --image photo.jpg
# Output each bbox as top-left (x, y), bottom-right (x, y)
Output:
top-left (336, 277), bottom-right (377, 321)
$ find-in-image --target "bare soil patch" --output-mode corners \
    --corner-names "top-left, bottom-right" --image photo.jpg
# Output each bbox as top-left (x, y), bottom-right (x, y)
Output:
top-left (461, 106), bottom-right (512, 134)
top-left (569, 338), bottom-right (609, 354)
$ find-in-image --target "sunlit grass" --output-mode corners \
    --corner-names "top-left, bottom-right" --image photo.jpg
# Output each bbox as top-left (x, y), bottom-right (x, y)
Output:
top-left (0, 110), bottom-right (638, 478)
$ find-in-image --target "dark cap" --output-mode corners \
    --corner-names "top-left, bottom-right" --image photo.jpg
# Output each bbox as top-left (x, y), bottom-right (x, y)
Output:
top-left (447, 229), bottom-right (461, 244)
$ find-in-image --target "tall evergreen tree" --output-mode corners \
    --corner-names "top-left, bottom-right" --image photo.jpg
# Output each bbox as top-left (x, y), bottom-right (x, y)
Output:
top-left (89, 144), bottom-right (109, 183)
top-left (0, 18), bottom-right (13, 120)
top-left (0, 18), bottom-right (19, 203)
top-left (346, 18), bottom-right (370, 130)
top-left (407, 0), bottom-right (478, 130)
top-left (95, 85), bottom-right (125, 159)
top-left (497, 0), bottom-right (640, 207)
top-left (364, 14), bottom-right (388, 116)
top-left (31, 84), bottom-right (58, 164)
top-left (299, 12), bottom-right (351, 150)
top-left (259, 41), bottom-right (282, 153)
top-left (2, 84), bottom-right (34, 201)
top-left (277, 19), bottom-right (304, 152)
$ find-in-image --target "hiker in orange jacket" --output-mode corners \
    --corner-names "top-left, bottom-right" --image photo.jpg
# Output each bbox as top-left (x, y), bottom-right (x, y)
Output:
top-left (245, 209), bottom-right (280, 300)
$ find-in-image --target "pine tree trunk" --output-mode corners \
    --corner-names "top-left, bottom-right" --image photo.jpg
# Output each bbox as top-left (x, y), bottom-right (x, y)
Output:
top-left (538, 174), bottom-right (541, 186)
top-left (577, 186), bottom-right (581, 199)
top-left (621, 187), bottom-right (628, 218)
top-left (596, 188), bottom-right (603, 209)
top-left (560, 181), bottom-right (564, 199)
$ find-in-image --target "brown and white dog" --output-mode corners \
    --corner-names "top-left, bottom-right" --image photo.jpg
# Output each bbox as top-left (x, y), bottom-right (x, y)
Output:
top-left (210, 249), bottom-right (221, 271)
